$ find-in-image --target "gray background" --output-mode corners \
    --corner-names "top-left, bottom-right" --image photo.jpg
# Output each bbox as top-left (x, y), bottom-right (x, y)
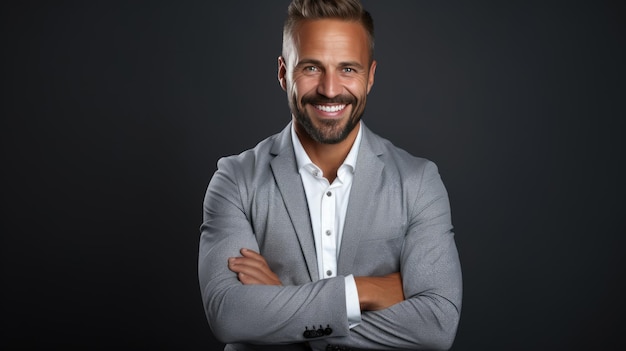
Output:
top-left (2, 0), bottom-right (624, 349)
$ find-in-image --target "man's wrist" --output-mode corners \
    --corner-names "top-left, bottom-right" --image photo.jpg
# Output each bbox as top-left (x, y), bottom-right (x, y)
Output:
top-left (354, 276), bottom-right (372, 310)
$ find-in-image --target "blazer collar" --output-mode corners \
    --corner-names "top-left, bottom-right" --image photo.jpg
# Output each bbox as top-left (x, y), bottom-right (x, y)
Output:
top-left (270, 123), bottom-right (319, 281)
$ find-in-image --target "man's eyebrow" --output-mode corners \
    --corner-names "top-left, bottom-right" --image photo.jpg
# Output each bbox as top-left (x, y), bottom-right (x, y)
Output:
top-left (296, 58), bottom-right (323, 67)
top-left (296, 59), bottom-right (365, 70)
top-left (338, 61), bottom-right (365, 70)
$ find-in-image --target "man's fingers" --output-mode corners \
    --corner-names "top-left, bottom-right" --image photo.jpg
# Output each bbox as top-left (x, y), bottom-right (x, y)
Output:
top-left (228, 255), bottom-right (268, 273)
top-left (240, 248), bottom-right (259, 257)
top-left (228, 249), bottom-right (281, 286)
top-left (239, 248), bottom-right (267, 262)
top-left (230, 260), bottom-right (281, 285)
top-left (237, 272), bottom-right (258, 285)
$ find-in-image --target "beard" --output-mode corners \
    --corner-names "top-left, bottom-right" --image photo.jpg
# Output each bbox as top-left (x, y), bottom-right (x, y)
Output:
top-left (289, 91), bottom-right (365, 144)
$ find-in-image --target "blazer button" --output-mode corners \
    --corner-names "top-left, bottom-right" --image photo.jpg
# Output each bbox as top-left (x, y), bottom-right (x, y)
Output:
top-left (324, 324), bottom-right (333, 335)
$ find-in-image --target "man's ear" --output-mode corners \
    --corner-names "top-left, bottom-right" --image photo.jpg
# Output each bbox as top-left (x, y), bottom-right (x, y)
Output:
top-left (367, 59), bottom-right (377, 94)
top-left (278, 56), bottom-right (287, 91)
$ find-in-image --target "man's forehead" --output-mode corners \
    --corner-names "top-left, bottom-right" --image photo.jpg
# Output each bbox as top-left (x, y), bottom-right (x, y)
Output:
top-left (293, 19), bottom-right (367, 42)
top-left (289, 19), bottom-right (369, 60)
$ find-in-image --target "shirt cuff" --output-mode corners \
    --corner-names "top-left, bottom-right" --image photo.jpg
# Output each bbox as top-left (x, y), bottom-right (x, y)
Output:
top-left (344, 274), bottom-right (362, 329)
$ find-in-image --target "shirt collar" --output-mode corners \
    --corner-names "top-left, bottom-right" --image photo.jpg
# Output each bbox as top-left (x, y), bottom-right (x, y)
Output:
top-left (291, 121), bottom-right (362, 175)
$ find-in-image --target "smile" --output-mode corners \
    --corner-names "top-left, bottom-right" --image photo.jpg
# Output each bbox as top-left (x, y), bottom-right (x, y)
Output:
top-left (314, 104), bottom-right (347, 113)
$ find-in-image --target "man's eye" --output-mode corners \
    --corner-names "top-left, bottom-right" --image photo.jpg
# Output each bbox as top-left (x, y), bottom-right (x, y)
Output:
top-left (343, 67), bottom-right (355, 73)
top-left (305, 66), bottom-right (319, 72)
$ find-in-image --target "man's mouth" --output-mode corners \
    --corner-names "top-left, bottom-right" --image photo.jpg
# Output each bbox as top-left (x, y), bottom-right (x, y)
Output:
top-left (314, 104), bottom-right (347, 113)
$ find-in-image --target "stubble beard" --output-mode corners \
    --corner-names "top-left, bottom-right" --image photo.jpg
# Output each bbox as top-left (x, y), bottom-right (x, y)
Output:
top-left (290, 92), bottom-right (364, 144)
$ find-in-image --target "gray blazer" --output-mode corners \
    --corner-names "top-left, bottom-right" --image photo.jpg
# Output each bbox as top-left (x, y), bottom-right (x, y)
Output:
top-left (198, 122), bottom-right (462, 350)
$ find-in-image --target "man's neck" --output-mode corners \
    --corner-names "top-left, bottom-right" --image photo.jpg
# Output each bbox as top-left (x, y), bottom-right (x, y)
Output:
top-left (294, 122), bottom-right (360, 183)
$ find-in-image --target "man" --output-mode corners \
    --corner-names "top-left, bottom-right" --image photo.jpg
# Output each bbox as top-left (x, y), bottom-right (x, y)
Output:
top-left (198, 0), bottom-right (462, 350)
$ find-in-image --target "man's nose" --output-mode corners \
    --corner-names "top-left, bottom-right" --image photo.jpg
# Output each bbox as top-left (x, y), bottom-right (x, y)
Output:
top-left (317, 71), bottom-right (341, 98)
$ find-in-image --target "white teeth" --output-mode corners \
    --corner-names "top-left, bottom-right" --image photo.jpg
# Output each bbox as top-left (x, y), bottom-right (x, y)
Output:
top-left (315, 104), bottom-right (346, 113)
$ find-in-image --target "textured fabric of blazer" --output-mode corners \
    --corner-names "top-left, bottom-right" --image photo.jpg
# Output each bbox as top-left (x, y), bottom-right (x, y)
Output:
top-left (198, 122), bottom-right (462, 350)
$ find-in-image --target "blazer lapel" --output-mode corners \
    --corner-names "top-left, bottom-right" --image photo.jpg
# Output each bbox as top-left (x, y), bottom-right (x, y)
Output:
top-left (270, 124), bottom-right (319, 282)
top-left (338, 124), bottom-right (384, 275)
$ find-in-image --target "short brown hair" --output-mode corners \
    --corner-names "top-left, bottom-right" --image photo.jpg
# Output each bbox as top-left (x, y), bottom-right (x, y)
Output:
top-left (282, 0), bottom-right (375, 61)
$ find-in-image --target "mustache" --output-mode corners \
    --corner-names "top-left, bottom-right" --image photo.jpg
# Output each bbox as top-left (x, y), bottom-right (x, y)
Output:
top-left (301, 93), bottom-right (356, 106)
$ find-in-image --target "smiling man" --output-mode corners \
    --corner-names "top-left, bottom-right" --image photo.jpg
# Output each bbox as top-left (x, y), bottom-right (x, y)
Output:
top-left (280, 17), bottom-right (374, 184)
top-left (198, 1), bottom-right (462, 350)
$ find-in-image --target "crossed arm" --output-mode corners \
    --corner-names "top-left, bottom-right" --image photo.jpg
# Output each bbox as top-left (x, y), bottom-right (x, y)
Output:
top-left (201, 156), bottom-right (462, 349)
top-left (228, 248), bottom-right (404, 311)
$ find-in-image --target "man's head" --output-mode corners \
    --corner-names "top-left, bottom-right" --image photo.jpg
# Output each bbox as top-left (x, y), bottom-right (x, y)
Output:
top-left (278, 0), bottom-right (377, 145)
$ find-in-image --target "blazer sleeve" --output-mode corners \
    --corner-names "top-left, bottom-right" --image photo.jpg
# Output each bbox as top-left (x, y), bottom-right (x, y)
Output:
top-left (314, 160), bottom-right (462, 350)
top-left (198, 155), bottom-right (351, 345)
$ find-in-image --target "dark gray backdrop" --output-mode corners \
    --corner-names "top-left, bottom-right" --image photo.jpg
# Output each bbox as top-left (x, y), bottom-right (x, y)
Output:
top-left (2, 0), bottom-right (624, 349)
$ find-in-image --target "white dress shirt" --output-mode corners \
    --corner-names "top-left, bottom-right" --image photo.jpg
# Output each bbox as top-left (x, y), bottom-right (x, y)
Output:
top-left (291, 122), bottom-right (363, 328)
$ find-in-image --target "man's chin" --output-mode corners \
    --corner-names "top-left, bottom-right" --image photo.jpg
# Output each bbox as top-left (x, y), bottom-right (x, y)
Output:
top-left (312, 120), bottom-right (358, 144)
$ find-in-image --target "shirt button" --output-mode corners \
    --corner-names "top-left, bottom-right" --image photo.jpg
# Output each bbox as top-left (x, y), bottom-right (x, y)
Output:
top-left (326, 270), bottom-right (332, 276)
top-left (313, 170), bottom-right (319, 177)
top-left (326, 191), bottom-right (332, 197)
top-left (325, 230), bottom-right (332, 236)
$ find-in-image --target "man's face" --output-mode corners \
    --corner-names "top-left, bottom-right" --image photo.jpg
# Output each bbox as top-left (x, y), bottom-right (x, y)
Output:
top-left (279, 19), bottom-right (376, 144)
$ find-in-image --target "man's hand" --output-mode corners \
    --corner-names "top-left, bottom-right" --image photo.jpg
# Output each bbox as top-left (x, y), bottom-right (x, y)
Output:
top-left (228, 248), bottom-right (282, 285)
top-left (355, 272), bottom-right (404, 311)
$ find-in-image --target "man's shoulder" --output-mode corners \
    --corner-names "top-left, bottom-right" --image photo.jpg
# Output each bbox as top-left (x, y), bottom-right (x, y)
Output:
top-left (216, 126), bottom-right (288, 172)
top-left (364, 126), bottom-right (435, 173)
top-left (365, 130), bottom-right (445, 200)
